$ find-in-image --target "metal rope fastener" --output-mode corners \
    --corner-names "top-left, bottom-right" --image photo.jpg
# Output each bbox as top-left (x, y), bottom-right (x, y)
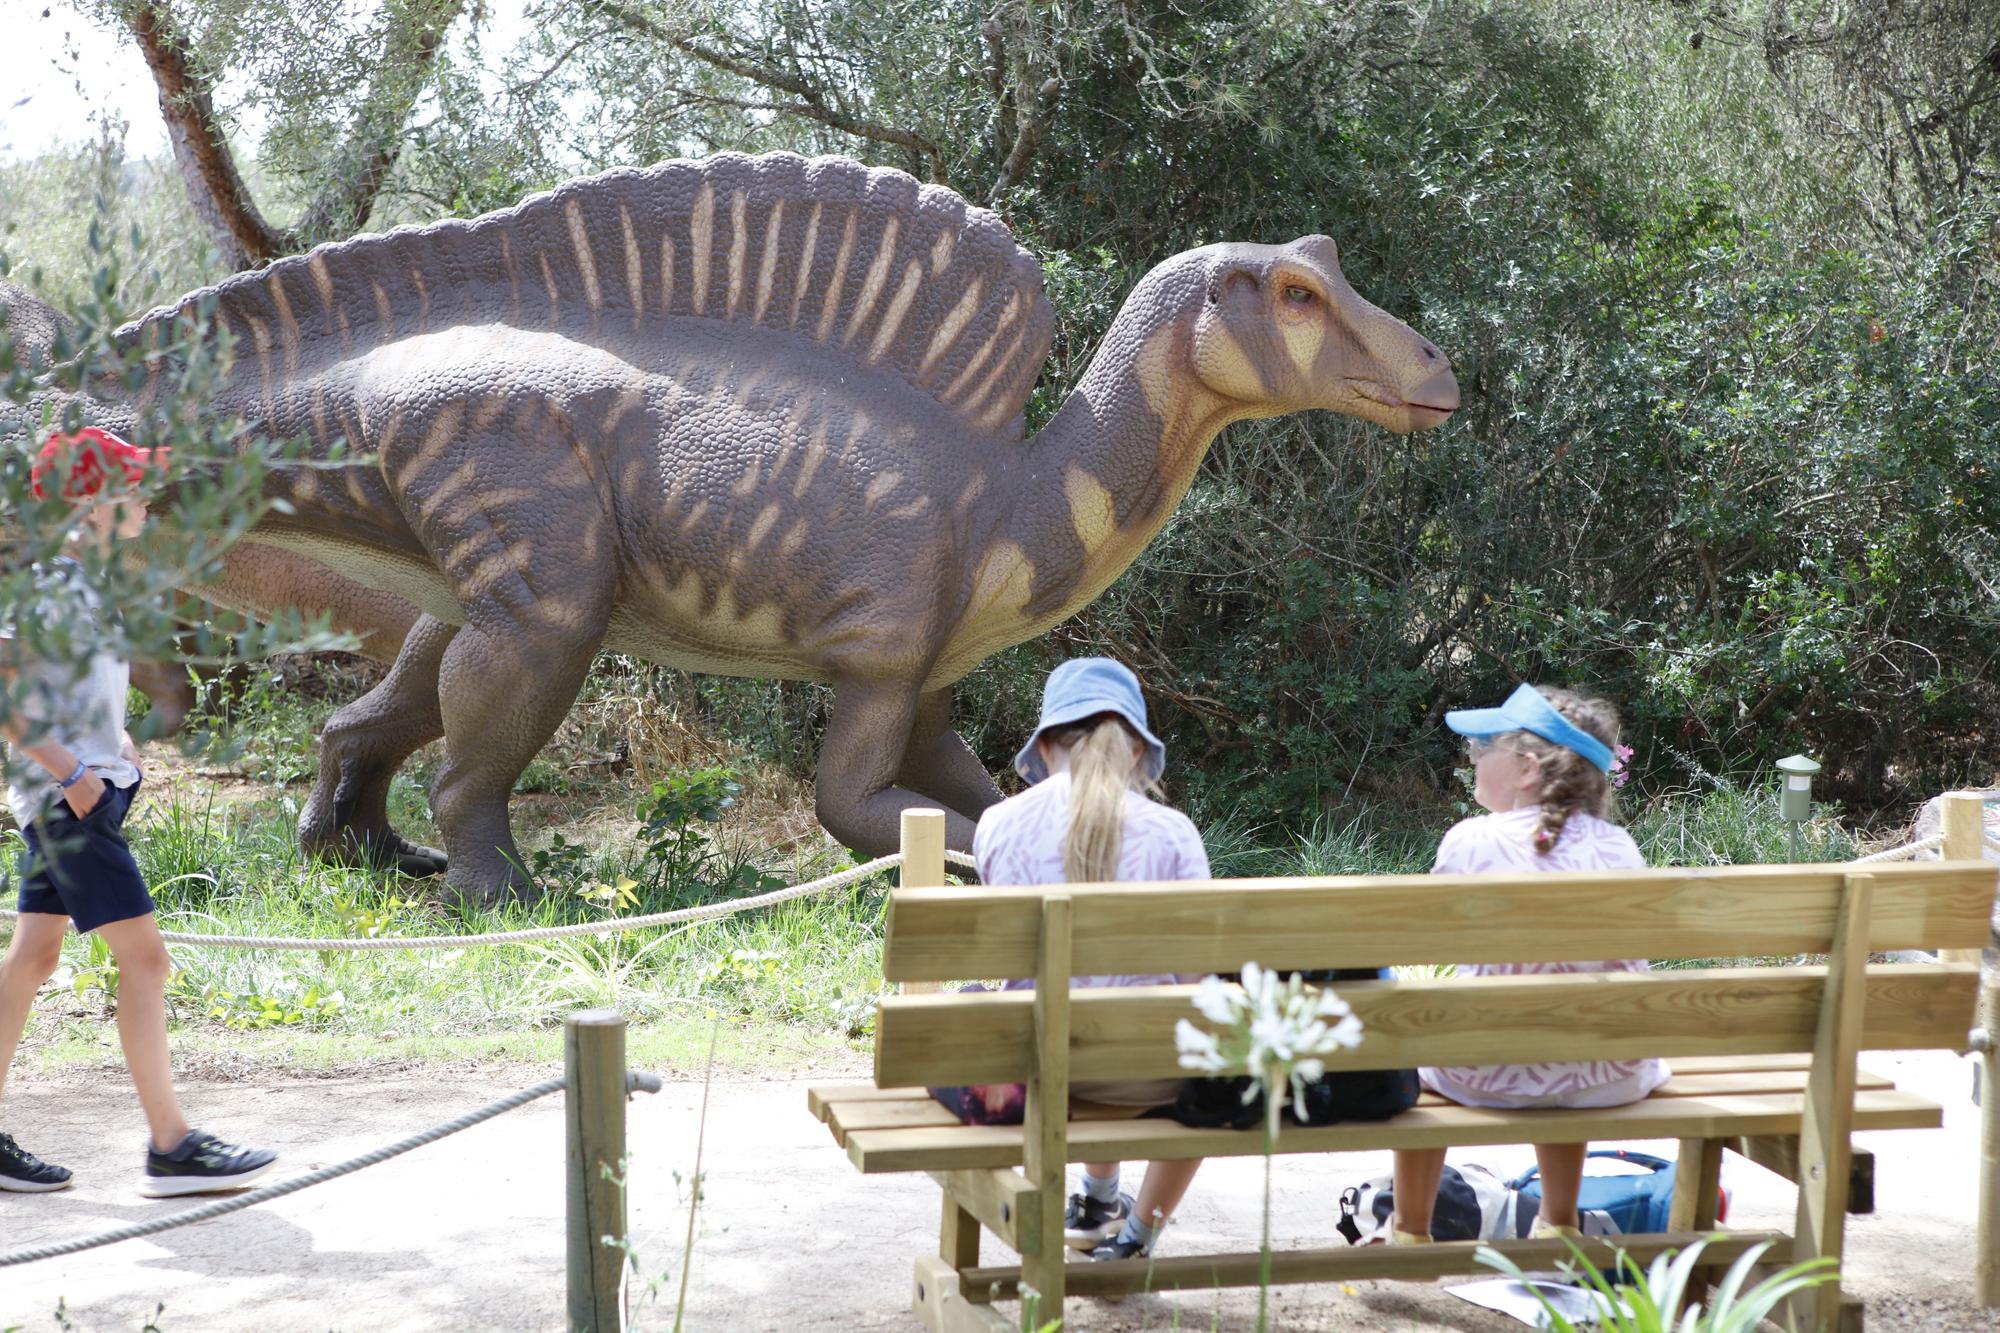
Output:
top-left (0, 852), bottom-right (911, 951)
top-left (0, 1071), bottom-right (663, 1268)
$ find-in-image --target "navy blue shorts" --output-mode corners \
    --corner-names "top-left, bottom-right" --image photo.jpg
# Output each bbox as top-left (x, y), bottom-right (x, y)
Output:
top-left (15, 780), bottom-right (154, 933)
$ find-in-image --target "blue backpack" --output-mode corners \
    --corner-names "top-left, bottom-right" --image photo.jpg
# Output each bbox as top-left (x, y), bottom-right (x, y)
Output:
top-left (1508, 1149), bottom-right (1723, 1235)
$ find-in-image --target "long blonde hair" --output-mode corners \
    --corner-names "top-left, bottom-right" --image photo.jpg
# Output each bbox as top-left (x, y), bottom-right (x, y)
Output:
top-left (1040, 713), bottom-right (1154, 883)
top-left (1502, 688), bottom-right (1621, 854)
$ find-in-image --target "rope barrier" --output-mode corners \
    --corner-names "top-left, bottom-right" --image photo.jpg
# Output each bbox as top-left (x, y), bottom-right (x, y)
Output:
top-left (0, 1070), bottom-right (662, 1268)
top-left (1985, 833), bottom-right (2000, 857)
top-left (1851, 834), bottom-right (1946, 864)
top-left (0, 853), bottom-right (909, 950)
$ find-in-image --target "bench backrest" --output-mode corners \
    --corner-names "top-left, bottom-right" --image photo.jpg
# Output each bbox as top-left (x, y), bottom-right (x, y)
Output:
top-left (874, 862), bottom-right (1996, 1088)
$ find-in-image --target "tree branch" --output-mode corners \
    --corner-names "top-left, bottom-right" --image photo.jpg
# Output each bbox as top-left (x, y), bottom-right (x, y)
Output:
top-left (125, 0), bottom-right (286, 269)
top-left (293, 0), bottom-right (467, 244)
top-left (590, 0), bottom-right (947, 180)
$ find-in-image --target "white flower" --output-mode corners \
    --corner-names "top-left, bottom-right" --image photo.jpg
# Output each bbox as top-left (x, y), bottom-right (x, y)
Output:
top-left (1174, 1018), bottom-right (1228, 1073)
top-left (1175, 961), bottom-right (1369, 1130)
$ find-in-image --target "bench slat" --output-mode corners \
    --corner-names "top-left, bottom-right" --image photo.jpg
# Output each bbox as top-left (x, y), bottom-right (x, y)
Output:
top-left (958, 1231), bottom-right (1788, 1302)
top-left (818, 1067), bottom-right (1899, 1147)
top-left (845, 1087), bottom-right (1943, 1173)
top-left (874, 965), bottom-right (1977, 1086)
top-left (882, 862), bottom-right (1996, 980)
top-left (808, 1064), bottom-right (1888, 1136)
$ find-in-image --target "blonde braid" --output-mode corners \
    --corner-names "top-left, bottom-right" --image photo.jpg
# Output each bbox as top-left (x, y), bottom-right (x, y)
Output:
top-left (1508, 688), bottom-right (1621, 855)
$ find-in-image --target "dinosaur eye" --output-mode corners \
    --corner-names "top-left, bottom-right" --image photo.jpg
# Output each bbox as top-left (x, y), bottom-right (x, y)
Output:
top-left (1283, 285), bottom-right (1316, 307)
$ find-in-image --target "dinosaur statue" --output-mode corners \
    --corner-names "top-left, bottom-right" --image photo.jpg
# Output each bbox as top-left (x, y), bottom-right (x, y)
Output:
top-left (3, 281), bottom-right (422, 738)
top-left (22, 152), bottom-right (1456, 903)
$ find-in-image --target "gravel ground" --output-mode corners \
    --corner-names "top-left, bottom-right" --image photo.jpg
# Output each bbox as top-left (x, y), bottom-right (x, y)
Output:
top-left (1, 1049), bottom-right (1992, 1331)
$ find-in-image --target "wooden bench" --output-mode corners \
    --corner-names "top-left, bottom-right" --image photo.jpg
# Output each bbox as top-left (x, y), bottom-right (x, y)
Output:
top-left (809, 857), bottom-right (1997, 1332)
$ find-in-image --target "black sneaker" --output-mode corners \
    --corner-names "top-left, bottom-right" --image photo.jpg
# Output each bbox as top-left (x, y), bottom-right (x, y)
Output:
top-left (140, 1130), bottom-right (277, 1198)
top-left (0, 1133), bottom-right (73, 1193)
top-left (1064, 1190), bottom-right (1133, 1249)
top-left (1087, 1233), bottom-right (1154, 1262)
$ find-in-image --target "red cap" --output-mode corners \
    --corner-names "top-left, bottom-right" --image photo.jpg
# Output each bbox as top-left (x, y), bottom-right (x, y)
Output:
top-left (30, 427), bottom-right (166, 503)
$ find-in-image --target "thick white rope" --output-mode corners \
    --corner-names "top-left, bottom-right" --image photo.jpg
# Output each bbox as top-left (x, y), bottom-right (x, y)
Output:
top-left (1985, 833), bottom-right (2000, 857)
top-left (0, 853), bottom-right (908, 950)
top-left (0, 1071), bottom-right (663, 1267)
top-left (1850, 833), bottom-right (1946, 864)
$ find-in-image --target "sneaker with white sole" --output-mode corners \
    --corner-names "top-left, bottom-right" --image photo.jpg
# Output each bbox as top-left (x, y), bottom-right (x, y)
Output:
top-left (140, 1130), bottom-right (276, 1198)
top-left (1063, 1190), bottom-right (1134, 1249)
top-left (1087, 1233), bottom-right (1154, 1262)
top-left (0, 1133), bottom-right (73, 1192)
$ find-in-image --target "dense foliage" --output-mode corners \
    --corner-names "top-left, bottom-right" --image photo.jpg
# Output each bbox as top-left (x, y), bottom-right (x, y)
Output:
top-left (5, 0), bottom-right (1996, 821)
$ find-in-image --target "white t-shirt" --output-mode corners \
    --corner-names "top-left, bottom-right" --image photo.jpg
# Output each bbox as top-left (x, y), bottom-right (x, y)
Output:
top-left (1, 558), bottom-right (142, 825)
top-left (1423, 806), bottom-right (1669, 1103)
top-left (973, 771), bottom-right (1210, 988)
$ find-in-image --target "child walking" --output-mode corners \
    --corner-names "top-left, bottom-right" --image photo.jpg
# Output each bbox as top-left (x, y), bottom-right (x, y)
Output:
top-left (965, 657), bottom-right (1207, 1261)
top-left (0, 427), bottom-right (278, 1196)
top-left (1387, 684), bottom-right (1666, 1244)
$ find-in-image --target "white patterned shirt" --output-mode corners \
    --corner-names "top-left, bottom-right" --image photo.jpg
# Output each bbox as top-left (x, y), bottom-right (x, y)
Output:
top-left (1424, 806), bottom-right (1669, 1102)
top-left (974, 772), bottom-right (1210, 987)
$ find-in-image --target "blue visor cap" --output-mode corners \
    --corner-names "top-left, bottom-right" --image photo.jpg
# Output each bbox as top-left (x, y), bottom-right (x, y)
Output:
top-left (1445, 683), bottom-right (1613, 774)
top-left (1014, 657), bottom-right (1168, 785)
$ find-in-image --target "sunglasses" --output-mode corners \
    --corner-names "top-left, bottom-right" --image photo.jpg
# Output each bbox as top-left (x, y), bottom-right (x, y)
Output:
top-left (1466, 734), bottom-right (1529, 761)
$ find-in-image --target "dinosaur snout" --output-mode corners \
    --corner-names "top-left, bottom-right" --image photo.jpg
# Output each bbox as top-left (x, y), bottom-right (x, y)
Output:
top-left (1404, 364), bottom-right (1460, 429)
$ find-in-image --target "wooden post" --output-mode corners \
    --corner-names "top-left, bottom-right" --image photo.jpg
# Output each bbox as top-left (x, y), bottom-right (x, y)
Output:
top-left (901, 808), bottom-right (949, 996)
top-left (1789, 874), bottom-right (1871, 1332)
top-left (567, 1009), bottom-right (629, 1333)
top-left (1668, 1137), bottom-right (1725, 1311)
top-left (1942, 792), bottom-right (1986, 967)
top-left (1937, 793), bottom-right (1998, 1308)
top-left (1978, 974), bottom-right (1999, 1309)
top-left (1019, 894), bottom-right (1072, 1332)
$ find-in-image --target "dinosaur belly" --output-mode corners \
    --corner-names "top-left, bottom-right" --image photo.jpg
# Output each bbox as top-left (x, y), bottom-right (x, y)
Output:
top-left (240, 530), bottom-right (468, 629)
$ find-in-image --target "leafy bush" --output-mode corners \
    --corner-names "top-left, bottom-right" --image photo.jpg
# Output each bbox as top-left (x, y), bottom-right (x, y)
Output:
top-left (1477, 1235), bottom-right (1837, 1333)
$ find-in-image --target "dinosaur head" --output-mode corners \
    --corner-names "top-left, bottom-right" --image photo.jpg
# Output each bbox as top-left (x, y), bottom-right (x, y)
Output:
top-left (1186, 236), bottom-right (1458, 433)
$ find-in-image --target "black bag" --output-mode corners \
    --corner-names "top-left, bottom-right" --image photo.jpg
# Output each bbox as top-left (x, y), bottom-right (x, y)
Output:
top-left (1160, 967), bottom-right (1419, 1131)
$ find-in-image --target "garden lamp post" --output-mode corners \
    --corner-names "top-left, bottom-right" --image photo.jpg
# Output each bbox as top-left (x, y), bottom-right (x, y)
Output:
top-left (1776, 753), bottom-right (1821, 862)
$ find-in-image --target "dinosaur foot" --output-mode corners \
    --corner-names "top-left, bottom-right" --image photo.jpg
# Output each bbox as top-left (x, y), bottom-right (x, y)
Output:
top-left (303, 829), bottom-right (448, 879)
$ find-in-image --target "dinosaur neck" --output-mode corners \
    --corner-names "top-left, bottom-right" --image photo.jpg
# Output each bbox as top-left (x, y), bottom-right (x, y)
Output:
top-left (1007, 271), bottom-right (1249, 627)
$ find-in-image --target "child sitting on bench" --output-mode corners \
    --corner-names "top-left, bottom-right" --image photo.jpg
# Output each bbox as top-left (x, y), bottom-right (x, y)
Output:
top-left (930, 657), bottom-right (1207, 1261)
top-left (1387, 685), bottom-right (1666, 1245)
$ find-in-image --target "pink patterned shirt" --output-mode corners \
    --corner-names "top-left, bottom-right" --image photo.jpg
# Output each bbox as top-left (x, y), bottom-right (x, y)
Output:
top-left (1424, 806), bottom-right (1669, 1104)
top-left (975, 772), bottom-right (1210, 988)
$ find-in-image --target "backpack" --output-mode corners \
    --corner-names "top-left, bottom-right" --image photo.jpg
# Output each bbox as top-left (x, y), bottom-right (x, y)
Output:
top-left (1337, 1163), bottom-right (1553, 1245)
top-left (1508, 1149), bottom-right (1728, 1236)
top-left (1336, 1151), bottom-right (1728, 1247)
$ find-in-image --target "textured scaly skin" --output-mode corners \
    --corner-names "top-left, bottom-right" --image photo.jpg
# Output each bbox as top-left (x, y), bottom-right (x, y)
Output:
top-left (39, 153), bottom-right (1457, 904)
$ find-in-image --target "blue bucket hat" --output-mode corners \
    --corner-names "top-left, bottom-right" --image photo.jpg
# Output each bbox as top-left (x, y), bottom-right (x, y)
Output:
top-left (1014, 657), bottom-right (1167, 785)
top-left (1445, 683), bottom-right (1613, 774)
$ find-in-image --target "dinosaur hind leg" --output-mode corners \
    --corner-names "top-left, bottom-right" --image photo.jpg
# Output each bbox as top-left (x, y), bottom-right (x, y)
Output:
top-left (894, 687), bottom-right (1003, 837)
top-left (300, 615), bottom-right (455, 877)
top-left (817, 680), bottom-right (980, 859)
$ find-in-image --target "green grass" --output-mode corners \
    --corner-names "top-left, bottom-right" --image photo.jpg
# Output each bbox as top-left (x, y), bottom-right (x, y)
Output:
top-left (8, 785), bottom-right (895, 1067)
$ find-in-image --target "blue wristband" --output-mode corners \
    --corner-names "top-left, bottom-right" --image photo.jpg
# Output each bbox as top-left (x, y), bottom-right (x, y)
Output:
top-left (57, 760), bottom-right (88, 789)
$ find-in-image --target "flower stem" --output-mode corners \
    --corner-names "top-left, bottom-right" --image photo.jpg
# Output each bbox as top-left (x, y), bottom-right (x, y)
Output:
top-left (1259, 1083), bottom-right (1280, 1333)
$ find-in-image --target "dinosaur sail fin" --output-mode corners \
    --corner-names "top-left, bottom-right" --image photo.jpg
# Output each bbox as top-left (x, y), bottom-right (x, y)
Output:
top-left (121, 153), bottom-right (1057, 440)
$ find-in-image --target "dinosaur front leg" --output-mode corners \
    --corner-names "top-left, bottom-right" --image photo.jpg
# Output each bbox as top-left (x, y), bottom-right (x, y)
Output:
top-left (895, 687), bottom-right (1003, 832)
top-left (817, 680), bottom-right (981, 859)
top-left (299, 614), bottom-right (455, 877)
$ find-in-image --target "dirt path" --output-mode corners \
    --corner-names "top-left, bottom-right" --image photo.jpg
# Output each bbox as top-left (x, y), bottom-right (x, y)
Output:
top-left (2, 1050), bottom-right (1992, 1331)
